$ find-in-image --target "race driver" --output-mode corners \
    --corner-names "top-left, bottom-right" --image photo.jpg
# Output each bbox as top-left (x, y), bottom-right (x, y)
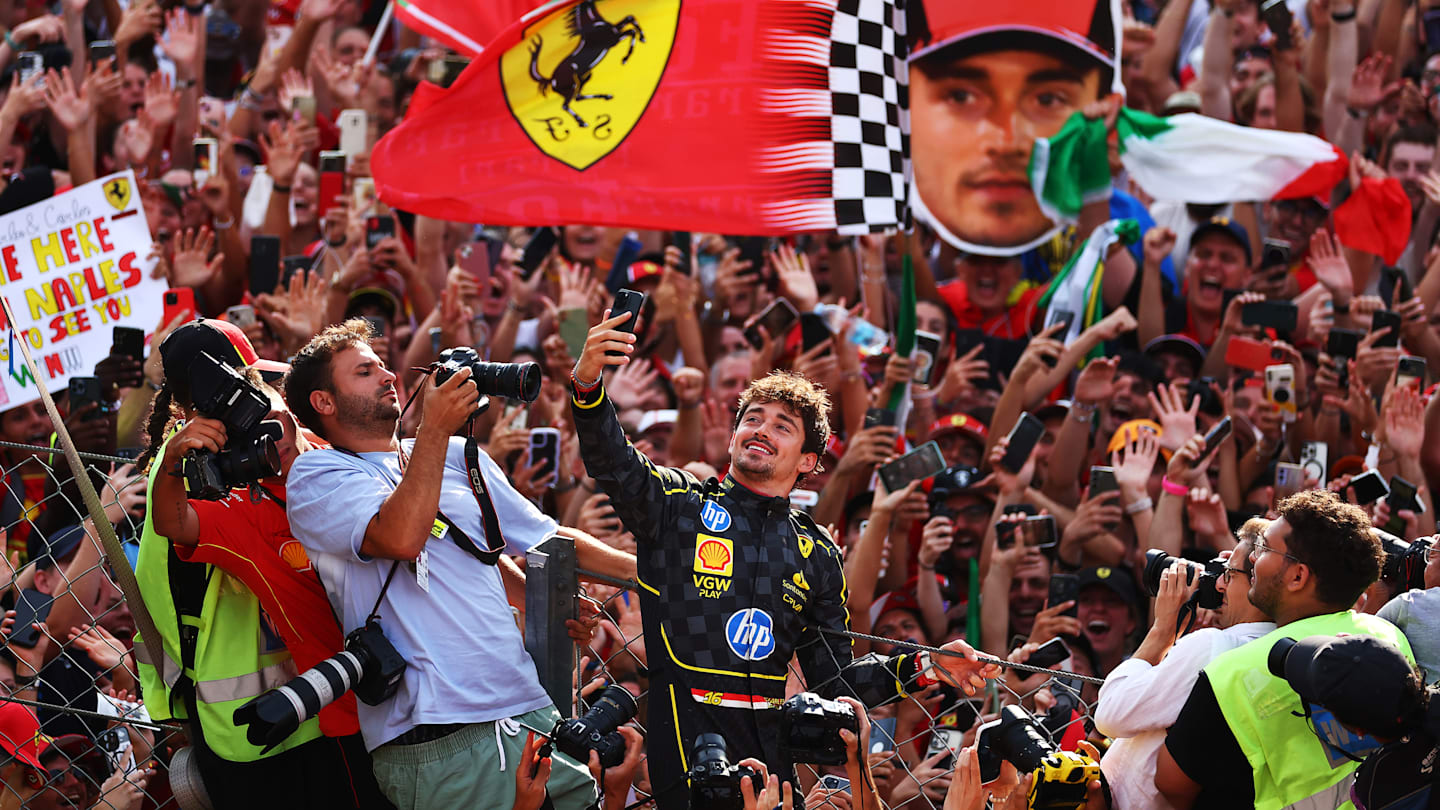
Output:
top-left (571, 310), bottom-right (999, 807)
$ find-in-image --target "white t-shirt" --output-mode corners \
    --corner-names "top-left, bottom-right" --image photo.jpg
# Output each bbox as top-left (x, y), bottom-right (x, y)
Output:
top-left (287, 437), bottom-right (557, 750)
top-left (1094, 621), bottom-right (1275, 810)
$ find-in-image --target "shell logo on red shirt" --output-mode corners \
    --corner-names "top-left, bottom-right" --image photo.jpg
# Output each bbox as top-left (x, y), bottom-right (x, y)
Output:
top-left (278, 540), bottom-right (312, 573)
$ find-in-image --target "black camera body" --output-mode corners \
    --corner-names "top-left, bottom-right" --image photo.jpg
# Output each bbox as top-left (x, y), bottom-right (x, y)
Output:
top-left (234, 620), bottom-right (406, 752)
top-left (549, 684), bottom-right (636, 768)
top-left (183, 352), bottom-right (282, 500)
top-left (689, 734), bottom-right (762, 810)
top-left (778, 692), bottom-right (858, 766)
top-left (1142, 549), bottom-right (1224, 611)
top-left (347, 621), bottom-right (407, 705)
top-left (976, 705), bottom-right (1100, 810)
top-left (1379, 531), bottom-right (1431, 593)
top-left (433, 347), bottom-right (543, 404)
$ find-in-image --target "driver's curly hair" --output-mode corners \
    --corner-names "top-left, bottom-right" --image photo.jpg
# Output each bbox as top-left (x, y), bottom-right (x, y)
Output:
top-left (733, 371), bottom-right (832, 476)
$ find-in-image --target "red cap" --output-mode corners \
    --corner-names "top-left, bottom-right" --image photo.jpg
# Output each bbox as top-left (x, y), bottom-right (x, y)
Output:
top-left (627, 260), bottom-right (664, 284)
top-left (912, 0), bottom-right (1116, 68)
top-left (0, 703), bottom-right (45, 771)
top-left (928, 413), bottom-right (989, 443)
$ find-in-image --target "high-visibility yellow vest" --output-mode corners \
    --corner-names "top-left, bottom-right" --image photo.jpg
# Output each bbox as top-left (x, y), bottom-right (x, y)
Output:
top-left (1205, 610), bottom-right (1413, 810)
top-left (134, 433), bottom-right (321, 762)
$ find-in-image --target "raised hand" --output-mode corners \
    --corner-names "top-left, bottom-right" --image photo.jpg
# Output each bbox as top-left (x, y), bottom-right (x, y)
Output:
top-left (1307, 228), bottom-right (1354, 299)
top-left (1073, 356), bottom-right (1118, 404)
top-left (160, 7), bottom-right (203, 73)
top-left (1348, 53), bottom-right (1401, 113)
top-left (1148, 382), bottom-right (1199, 451)
top-left (169, 227), bottom-right (222, 288)
top-left (141, 70), bottom-right (179, 130)
top-left (771, 243), bottom-right (819, 311)
top-left (42, 67), bottom-right (90, 132)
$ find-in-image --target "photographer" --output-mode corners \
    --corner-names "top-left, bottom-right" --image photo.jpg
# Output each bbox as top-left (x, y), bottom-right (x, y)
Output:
top-left (570, 310), bottom-right (999, 807)
top-left (1377, 535), bottom-right (1440, 684)
top-left (135, 319), bottom-right (388, 809)
top-left (1093, 523), bottom-right (1274, 810)
top-left (1155, 491), bottom-right (1411, 809)
top-left (1270, 634), bottom-right (1437, 810)
top-left (283, 319), bottom-right (636, 810)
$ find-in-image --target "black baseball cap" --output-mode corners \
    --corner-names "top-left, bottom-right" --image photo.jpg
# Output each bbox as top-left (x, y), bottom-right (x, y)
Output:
top-left (28, 523), bottom-right (88, 572)
top-left (1268, 634), bottom-right (1423, 738)
top-left (1077, 566), bottom-right (1140, 608)
top-left (1189, 217), bottom-right (1253, 266)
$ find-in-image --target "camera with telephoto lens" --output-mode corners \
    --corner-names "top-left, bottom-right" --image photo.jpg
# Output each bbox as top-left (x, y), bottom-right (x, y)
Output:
top-left (233, 621), bottom-right (406, 752)
top-left (975, 704), bottom-right (1102, 810)
top-left (183, 352), bottom-right (283, 500)
top-left (1378, 530), bottom-right (1432, 593)
top-left (432, 347), bottom-right (543, 404)
top-left (549, 684), bottom-right (637, 768)
top-left (689, 734), bottom-right (763, 810)
top-left (1142, 549), bottom-right (1224, 610)
top-left (778, 692), bottom-right (858, 765)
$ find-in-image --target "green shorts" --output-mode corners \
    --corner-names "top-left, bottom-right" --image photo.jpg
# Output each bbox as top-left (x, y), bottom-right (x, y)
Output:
top-left (370, 706), bottom-right (597, 810)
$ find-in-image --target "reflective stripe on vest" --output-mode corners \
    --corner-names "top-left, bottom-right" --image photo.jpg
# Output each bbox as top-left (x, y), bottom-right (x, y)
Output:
top-left (1204, 611), bottom-right (1414, 810)
top-left (133, 645), bottom-right (293, 703)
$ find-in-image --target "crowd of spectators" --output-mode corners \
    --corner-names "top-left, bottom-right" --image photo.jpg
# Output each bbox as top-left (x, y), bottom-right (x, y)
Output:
top-left (0, 0), bottom-right (1434, 807)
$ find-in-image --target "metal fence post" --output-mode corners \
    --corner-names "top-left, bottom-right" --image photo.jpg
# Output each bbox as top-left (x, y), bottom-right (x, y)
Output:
top-left (525, 533), bottom-right (577, 715)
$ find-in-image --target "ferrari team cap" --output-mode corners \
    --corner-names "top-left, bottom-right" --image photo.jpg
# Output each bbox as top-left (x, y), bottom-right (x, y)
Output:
top-left (909, 0), bottom-right (1118, 70)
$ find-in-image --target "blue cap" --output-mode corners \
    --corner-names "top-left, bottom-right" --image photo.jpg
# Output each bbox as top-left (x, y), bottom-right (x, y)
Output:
top-left (1188, 217), bottom-right (1252, 266)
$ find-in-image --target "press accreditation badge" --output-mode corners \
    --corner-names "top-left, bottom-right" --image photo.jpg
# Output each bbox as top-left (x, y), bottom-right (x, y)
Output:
top-left (416, 549), bottom-right (430, 592)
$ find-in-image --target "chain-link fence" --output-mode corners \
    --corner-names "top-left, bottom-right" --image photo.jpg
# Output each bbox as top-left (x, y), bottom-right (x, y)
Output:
top-left (0, 439), bottom-right (183, 810)
top-left (526, 535), bottom-right (1104, 809)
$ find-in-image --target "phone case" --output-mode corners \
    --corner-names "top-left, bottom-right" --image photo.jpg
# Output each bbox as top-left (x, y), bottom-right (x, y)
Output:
top-left (1226, 337), bottom-right (1277, 373)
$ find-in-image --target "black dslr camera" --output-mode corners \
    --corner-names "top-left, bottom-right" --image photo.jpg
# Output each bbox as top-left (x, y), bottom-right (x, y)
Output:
top-left (976, 705), bottom-right (1101, 810)
top-left (183, 352), bottom-right (282, 500)
top-left (548, 684), bottom-right (636, 768)
top-left (689, 734), bottom-right (763, 810)
top-left (234, 621), bottom-right (407, 752)
top-left (1142, 549), bottom-right (1224, 610)
top-left (1378, 530), bottom-right (1432, 593)
top-left (433, 348), bottom-right (543, 405)
top-left (778, 692), bottom-right (858, 766)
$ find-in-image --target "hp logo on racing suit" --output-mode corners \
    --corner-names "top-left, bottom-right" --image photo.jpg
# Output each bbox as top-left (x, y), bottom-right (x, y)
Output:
top-left (700, 500), bottom-right (732, 533)
top-left (725, 608), bottom-right (775, 660)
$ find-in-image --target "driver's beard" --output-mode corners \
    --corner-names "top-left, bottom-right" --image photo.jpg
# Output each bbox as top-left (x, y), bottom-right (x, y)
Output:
top-left (732, 451), bottom-right (777, 481)
top-left (337, 391), bottom-right (399, 437)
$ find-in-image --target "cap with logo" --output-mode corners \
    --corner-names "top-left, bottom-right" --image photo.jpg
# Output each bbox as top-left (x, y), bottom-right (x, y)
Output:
top-left (1107, 419), bottom-right (1172, 462)
top-left (627, 260), bottom-right (665, 285)
top-left (1077, 565), bottom-right (1139, 608)
top-left (159, 318), bottom-right (288, 398)
top-left (869, 589), bottom-right (924, 627)
top-left (928, 413), bottom-right (989, 445)
top-left (908, 0), bottom-right (1121, 92)
top-left (1269, 634), bottom-right (1422, 739)
top-left (0, 702), bottom-right (45, 771)
top-left (1188, 217), bottom-right (1253, 266)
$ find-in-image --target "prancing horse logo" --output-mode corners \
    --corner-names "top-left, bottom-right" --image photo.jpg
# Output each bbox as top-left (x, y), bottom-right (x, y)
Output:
top-left (500, 0), bottom-right (679, 171)
top-left (529, 0), bottom-right (645, 128)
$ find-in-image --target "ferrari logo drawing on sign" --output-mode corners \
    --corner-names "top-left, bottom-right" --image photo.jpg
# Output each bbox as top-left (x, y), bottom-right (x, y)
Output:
top-left (501, 0), bottom-right (679, 170)
top-left (103, 177), bottom-right (131, 211)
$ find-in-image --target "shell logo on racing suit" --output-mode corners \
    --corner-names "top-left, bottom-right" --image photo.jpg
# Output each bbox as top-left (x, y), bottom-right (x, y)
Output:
top-left (726, 608), bottom-right (776, 660)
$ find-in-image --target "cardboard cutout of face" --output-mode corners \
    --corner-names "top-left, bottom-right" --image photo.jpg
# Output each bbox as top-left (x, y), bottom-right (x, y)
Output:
top-left (907, 1), bottom-right (1122, 256)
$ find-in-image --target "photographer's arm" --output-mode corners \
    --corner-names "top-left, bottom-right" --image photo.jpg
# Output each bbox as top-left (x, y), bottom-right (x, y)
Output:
top-left (150, 419), bottom-right (229, 546)
top-left (361, 374), bottom-right (476, 560)
top-left (555, 525), bottom-right (636, 583)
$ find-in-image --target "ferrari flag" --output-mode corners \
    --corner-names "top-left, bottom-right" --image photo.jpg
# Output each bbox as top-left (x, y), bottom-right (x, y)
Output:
top-left (373, 0), bottom-right (910, 234)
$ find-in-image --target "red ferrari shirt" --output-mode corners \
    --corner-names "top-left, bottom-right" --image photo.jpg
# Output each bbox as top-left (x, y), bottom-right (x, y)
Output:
top-left (936, 280), bottom-right (1045, 340)
top-left (177, 482), bottom-right (359, 738)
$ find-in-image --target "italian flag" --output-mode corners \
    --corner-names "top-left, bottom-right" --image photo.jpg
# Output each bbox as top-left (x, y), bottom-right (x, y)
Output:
top-left (1031, 109), bottom-right (1349, 224)
top-left (1037, 219), bottom-right (1141, 350)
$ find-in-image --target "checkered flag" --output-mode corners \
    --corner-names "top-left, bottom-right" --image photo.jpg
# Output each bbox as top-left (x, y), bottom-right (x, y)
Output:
top-left (755, 0), bottom-right (909, 233)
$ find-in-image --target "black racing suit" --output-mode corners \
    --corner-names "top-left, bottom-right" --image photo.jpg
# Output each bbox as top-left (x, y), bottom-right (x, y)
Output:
top-left (573, 384), bottom-right (926, 808)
